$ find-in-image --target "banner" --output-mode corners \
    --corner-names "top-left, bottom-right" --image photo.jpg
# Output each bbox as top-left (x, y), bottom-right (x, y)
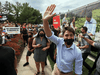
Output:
top-left (53, 15), bottom-right (60, 28)
top-left (5, 27), bottom-right (20, 34)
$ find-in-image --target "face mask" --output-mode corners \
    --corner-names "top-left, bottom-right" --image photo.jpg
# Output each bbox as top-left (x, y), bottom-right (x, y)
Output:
top-left (64, 39), bottom-right (74, 45)
top-left (29, 35), bottom-right (32, 37)
top-left (39, 34), bottom-right (44, 37)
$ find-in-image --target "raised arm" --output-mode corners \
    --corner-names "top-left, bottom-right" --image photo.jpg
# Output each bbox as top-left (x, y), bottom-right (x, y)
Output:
top-left (79, 34), bottom-right (95, 46)
top-left (43, 4), bottom-right (56, 37)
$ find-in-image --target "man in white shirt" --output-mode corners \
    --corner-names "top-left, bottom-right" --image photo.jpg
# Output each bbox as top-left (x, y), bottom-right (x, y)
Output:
top-left (84, 12), bottom-right (97, 39)
top-left (62, 14), bottom-right (68, 28)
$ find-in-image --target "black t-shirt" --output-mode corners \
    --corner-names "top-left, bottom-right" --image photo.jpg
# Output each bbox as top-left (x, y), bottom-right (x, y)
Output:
top-left (0, 46), bottom-right (17, 75)
top-left (22, 29), bottom-right (28, 35)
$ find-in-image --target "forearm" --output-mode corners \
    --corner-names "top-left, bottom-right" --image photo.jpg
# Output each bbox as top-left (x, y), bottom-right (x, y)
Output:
top-left (80, 45), bottom-right (89, 49)
top-left (44, 45), bottom-right (50, 50)
top-left (14, 56), bottom-right (17, 69)
top-left (43, 20), bottom-right (52, 37)
top-left (54, 48), bottom-right (57, 56)
top-left (31, 48), bottom-right (35, 51)
top-left (32, 45), bottom-right (37, 48)
top-left (83, 37), bottom-right (94, 46)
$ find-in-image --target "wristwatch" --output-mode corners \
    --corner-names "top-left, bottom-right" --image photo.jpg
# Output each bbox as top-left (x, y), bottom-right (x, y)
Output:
top-left (83, 36), bottom-right (85, 39)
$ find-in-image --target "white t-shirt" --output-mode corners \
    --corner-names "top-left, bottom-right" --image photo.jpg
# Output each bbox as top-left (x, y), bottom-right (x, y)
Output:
top-left (33, 33), bottom-right (38, 38)
top-left (70, 22), bottom-right (75, 30)
top-left (2, 33), bottom-right (5, 44)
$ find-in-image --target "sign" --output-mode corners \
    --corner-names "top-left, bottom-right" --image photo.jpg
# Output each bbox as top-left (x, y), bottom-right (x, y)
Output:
top-left (5, 27), bottom-right (20, 34)
top-left (53, 15), bottom-right (60, 28)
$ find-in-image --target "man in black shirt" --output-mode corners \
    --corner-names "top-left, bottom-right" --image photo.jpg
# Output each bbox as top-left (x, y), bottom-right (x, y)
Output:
top-left (22, 27), bottom-right (28, 47)
top-left (0, 34), bottom-right (17, 75)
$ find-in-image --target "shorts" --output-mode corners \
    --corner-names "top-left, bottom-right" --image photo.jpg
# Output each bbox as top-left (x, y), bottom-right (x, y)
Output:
top-left (26, 50), bottom-right (34, 56)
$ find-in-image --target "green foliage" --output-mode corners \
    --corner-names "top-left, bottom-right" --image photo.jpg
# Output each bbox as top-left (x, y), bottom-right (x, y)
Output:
top-left (75, 18), bottom-right (86, 34)
top-left (1, 1), bottom-right (42, 24)
top-left (92, 9), bottom-right (100, 32)
top-left (75, 9), bottom-right (100, 33)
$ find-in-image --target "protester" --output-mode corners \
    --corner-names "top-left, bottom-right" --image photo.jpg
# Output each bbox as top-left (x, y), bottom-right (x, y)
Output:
top-left (22, 27), bottom-right (28, 47)
top-left (43, 4), bottom-right (83, 75)
top-left (70, 17), bottom-right (77, 31)
top-left (0, 27), bottom-right (5, 45)
top-left (79, 34), bottom-right (100, 75)
top-left (0, 34), bottom-right (17, 75)
top-left (84, 12), bottom-right (97, 39)
top-left (77, 27), bottom-right (91, 60)
top-left (23, 31), bottom-right (35, 66)
top-left (5, 32), bottom-right (11, 43)
top-left (32, 28), bottom-right (50, 75)
top-left (62, 14), bottom-right (68, 27)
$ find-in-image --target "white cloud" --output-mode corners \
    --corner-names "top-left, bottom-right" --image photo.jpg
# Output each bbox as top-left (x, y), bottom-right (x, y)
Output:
top-left (0, 0), bottom-right (98, 16)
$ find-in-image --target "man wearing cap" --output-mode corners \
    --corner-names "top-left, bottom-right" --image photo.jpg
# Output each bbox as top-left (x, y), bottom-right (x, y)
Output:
top-left (0, 33), bottom-right (17, 75)
top-left (22, 27), bottom-right (28, 47)
top-left (84, 12), bottom-right (97, 39)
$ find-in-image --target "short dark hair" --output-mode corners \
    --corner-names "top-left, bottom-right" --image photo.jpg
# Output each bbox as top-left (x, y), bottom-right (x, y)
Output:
top-left (86, 12), bottom-right (92, 18)
top-left (63, 27), bottom-right (75, 35)
top-left (82, 26), bottom-right (88, 32)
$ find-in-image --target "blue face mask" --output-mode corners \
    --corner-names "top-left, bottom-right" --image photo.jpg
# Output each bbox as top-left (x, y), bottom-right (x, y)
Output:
top-left (64, 39), bottom-right (74, 45)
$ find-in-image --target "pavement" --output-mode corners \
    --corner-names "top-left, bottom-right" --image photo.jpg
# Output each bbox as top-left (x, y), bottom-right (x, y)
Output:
top-left (17, 46), bottom-right (52, 75)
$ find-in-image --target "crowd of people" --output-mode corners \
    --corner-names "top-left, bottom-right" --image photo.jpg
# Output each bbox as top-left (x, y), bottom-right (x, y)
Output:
top-left (0, 4), bottom-right (100, 75)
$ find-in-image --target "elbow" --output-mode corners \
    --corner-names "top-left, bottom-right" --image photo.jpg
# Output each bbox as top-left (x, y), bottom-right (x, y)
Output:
top-left (48, 46), bottom-right (50, 49)
top-left (86, 45), bottom-right (89, 48)
top-left (46, 33), bottom-right (52, 37)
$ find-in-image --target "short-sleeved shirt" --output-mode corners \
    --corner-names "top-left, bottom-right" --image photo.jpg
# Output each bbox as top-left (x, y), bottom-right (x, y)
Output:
top-left (0, 46), bottom-right (17, 75)
top-left (22, 30), bottom-right (28, 36)
top-left (70, 22), bottom-right (75, 30)
top-left (62, 17), bottom-right (67, 25)
top-left (94, 43), bottom-right (100, 73)
top-left (79, 33), bottom-right (91, 53)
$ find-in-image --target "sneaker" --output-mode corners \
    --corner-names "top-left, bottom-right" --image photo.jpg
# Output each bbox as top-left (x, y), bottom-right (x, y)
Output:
top-left (23, 62), bottom-right (29, 67)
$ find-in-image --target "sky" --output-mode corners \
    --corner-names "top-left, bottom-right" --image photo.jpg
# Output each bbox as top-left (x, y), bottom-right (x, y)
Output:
top-left (0, 0), bottom-right (98, 15)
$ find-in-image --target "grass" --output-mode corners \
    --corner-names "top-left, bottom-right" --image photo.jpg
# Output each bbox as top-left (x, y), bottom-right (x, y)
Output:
top-left (48, 56), bottom-right (96, 75)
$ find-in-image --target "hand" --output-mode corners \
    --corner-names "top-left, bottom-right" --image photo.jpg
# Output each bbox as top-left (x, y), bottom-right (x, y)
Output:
top-left (79, 34), bottom-right (83, 38)
top-left (43, 4), bottom-right (56, 21)
top-left (42, 48), bottom-right (46, 51)
top-left (89, 33), bottom-right (93, 36)
top-left (30, 49), bottom-right (34, 52)
top-left (36, 44), bottom-right (42, 48)
top-left (15, 68), bottom-right (18, 73)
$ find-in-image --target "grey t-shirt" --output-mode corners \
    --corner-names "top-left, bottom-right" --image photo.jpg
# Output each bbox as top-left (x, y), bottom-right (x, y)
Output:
top-left (80, 33), bottom-right (91, 53)
top-left (94, 43), bottom-right (100, 73)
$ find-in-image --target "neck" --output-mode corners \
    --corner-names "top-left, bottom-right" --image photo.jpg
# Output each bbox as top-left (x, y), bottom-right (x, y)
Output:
top-left (34, 33), bottom-right (36, 35)
top-left (65, 43), bottom-right (72, 48)
top-left (83, 32), bottom-right (86, 35)
top-left (40, 36), bottom-right (44, 39)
